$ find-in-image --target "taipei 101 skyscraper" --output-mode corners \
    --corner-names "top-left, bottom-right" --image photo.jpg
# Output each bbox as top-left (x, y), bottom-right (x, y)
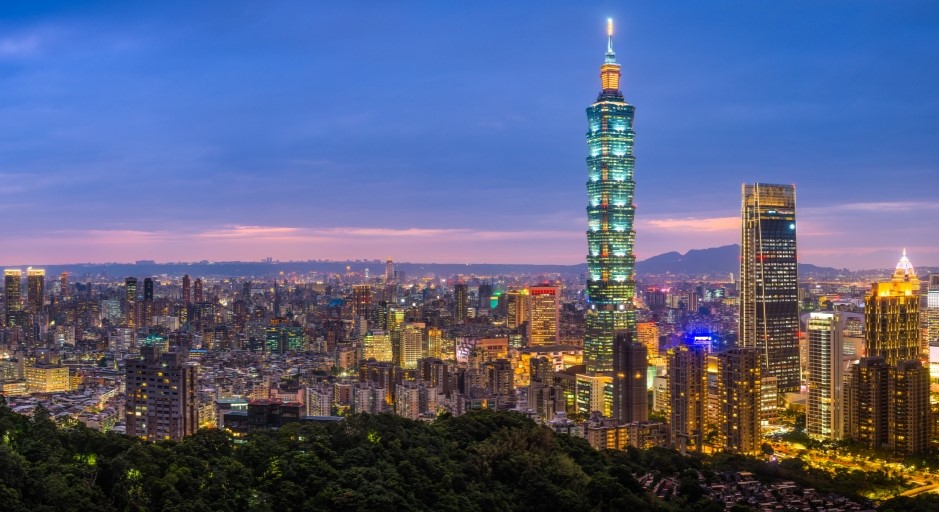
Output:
top-left (584, 19), bottom-right (637, 374)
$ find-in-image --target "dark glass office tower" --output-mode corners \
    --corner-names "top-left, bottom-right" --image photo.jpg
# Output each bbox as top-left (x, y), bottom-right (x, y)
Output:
top-left (454, 283), bottom-right (468, 323)
top-left (612, 332), bottom-right (647, 424)
top-left (739, 183), bottom-right (799, 394)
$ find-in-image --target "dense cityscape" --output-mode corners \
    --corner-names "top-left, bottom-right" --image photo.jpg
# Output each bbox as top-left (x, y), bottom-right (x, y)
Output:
top-left (1, 5), bottom-right (938, 512)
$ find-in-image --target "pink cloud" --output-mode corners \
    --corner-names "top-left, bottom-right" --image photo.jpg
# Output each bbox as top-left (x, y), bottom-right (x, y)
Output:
top-left (0, 225), bottom-right (586, 265)
top-left (198, 226), bottom-right (302, 238)
top-left (641, 216), bottom-right (738, 232)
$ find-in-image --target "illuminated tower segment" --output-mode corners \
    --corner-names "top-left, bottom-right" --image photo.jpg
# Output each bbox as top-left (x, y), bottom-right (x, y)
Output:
top-left (585, 19), bottom-right (637, 373)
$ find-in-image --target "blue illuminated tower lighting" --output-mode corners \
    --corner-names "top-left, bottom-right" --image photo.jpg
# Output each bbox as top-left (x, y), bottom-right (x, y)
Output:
top-left (584, 18), bottom-right (637, 373)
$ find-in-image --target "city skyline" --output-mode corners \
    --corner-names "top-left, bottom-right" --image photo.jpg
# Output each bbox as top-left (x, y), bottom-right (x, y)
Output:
top-left (2, 2), bottom-right (938, 268)
top-left (2, 8), bottom-right (939, 508)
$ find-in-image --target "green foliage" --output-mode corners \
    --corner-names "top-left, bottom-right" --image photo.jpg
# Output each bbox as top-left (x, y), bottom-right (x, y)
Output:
top-left (0, 406), bottom-right (688, 511)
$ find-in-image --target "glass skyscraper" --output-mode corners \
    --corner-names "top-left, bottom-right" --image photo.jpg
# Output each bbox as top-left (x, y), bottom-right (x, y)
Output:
top-left (739, 183), bottom-right (799, 394)
top-left (584, 19), bottom-right (637, 374)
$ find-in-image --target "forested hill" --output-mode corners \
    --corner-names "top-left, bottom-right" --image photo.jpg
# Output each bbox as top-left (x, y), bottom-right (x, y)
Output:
top-left (1, 402), bottom-right (930, 511)
top-left (0, 402), bottom-right (708, 512)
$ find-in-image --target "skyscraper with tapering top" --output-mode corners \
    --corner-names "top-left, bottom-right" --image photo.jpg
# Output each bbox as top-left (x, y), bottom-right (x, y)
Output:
top-left (585, 19), bottom-right (637, 373)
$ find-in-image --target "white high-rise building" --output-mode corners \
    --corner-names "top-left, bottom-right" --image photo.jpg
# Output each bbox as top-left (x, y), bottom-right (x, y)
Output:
top-left (807, 312), bottom-right (844, 440)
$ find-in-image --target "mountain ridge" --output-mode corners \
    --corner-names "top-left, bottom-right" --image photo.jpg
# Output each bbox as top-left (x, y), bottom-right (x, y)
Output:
top-left (3, 246), bottom-right (927, 279)
top-left (635, 244), bottom-right (849, 277)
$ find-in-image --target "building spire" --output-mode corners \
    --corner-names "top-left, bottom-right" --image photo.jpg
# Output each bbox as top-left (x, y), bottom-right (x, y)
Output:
top-left (894, 248), bottom-right (916, 281)
top-left (605, 18), bottom-right (616, 64)
top-left (599, 18), bottom-right (621, 92)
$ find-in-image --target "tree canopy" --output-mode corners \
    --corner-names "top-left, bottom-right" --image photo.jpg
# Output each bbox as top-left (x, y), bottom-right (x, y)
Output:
top-left (0, 401), bottom-right (889, 511)
top-left (0, 402), bottom-right (709, 511)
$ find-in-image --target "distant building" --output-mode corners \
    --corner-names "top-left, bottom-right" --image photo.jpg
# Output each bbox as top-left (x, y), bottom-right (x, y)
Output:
top-left (182, 274), bottom-right (191, 304)
top-left (398, 323), bottom-right (424, 369)
top-left (351, 284), bottom-right (371, 323)
top-left (477, 283), bottom-right (493, 311)
top-left (716, 347), bottom-right (762, 454)
top-left (143, 277), bottom-right (154, 301)
top-left (585, 419), bottom-right (669, 451)
top-left (363, 331), bottom-right (393, 363)
top-left (394, 382), bottom-right (421, 419)
top-left (505, 289), bottom-right (529, 331)
top-left (125, 277), bottom-right (138, 330)
top-left (652, 375), bottom-right (669, 414)
top-left (142, 277), bottom-right (154, 327)
top-left (612, 332), bottom-right (647, 424)
top-left (760, 375), bottom-right (779, 427)
top-left (5, 269), bottom-right (22, 326)
top-left (25, 365), bottom-right (69, 393)
top-left (484, 359), bottom-right (515, 400)
top-left (667, 343), bottom-right (707, 453)
top-left (26, 268), bottom-right (44, 314)
top-left (193, 278), bottom-right (204, 303)
top-left (426, 327), bottom-right (444, 360)
top-left (125, 349), bottom-right (198, 442)
top-left (59, 272), bottom-right (68, 300)
top-left (224, 400), bottom-right (305, 438)
top-left (454, 283), bottom-right (468, 323)
top-left (575, 372), bottom-right (612, 417)
top-left (527, 285), bottom-right (560, 346)
top-left (636, 321), bottom-right (659, 356)
top-left (265, 322), bottom-right (304, 354)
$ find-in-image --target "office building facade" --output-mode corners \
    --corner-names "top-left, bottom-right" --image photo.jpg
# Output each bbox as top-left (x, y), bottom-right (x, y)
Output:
top-left (612, 331), bottom-right (648, 424)
top-left (527, 285), bottom-right (560, 346)
top-left (739, 183), bottom-right (799, 394)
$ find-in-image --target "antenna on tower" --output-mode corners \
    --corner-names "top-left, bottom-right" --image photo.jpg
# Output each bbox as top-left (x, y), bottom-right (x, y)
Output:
top-left (605, 18), bottom-right (616, 63)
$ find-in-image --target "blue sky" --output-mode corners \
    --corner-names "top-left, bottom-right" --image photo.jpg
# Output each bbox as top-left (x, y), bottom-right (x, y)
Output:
top-left (1, 1), bottom-right (937, 268)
